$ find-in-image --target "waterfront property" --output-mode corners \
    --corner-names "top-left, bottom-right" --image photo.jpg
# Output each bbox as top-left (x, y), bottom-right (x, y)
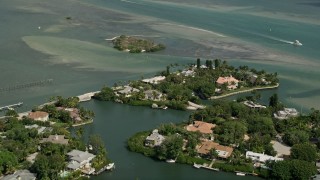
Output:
top-left (274, 108), bottom-right (299, 120)
top-left (25, 124), bottom-right (52, 134)
top-left (196, 140), bottom-right (234, 159)
top-left (245, 151), bottom-right (283, 163)
top-left (67, 149), bottom-right (96, 175)
top-left (145, 129), bottom-right (165, 147)
top-left (56, 107), bottom-right (82, 123)
top-left (216, 76), bottom-right (239, 90)
top-left (243, 101), bottom-right (266, 109)
top-left (142, 76), bottom-right (166, 84)
top-left (27, 111), bottom-right (49, 121)
top-left (116, 86), bottom-right (140, 97)
top-left (144, 90), bottom-right (164, 101)
top-left (40, 134), bottom-right (69, 145)
top-left (2, 170), bottom-right (36, 180)
top-left (185, 121), bottom-right (216, 134)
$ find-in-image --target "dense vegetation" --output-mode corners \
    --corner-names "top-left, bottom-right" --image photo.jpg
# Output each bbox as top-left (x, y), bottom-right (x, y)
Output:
top-left (127, 93), bottom-right (320, 179)
top-left (0, 96), bottom-right (110, 179)
top-left (112, 35), bottom-right (165, 53)
top-left (94, 60), bottom-right (279, 111)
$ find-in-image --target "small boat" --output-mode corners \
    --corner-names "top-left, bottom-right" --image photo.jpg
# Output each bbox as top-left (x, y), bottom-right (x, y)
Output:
top-left (193, 163), bottom-right (202, 168)
top-left (236, 172), bottom-right (246, 176)
top-left (292, 40), bottom-right (302, 46)
top-left (166, 159), bottom-right (176, 163)
top-left (106, 163), bottom-right (115, 170)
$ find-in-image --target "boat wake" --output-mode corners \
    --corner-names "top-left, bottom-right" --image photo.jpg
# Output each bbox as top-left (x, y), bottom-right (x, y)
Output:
top-left (236, 28), bottom-right (300, 45)
top-left (164, 23), bottom-right (226, 37)
top-left (120, 0), bottom-right (145, 5)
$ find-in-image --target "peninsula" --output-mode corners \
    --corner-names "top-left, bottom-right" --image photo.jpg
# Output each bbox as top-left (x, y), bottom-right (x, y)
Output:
top-left (94, 59), bottom-right (279, 111)
top-left (127, 94), bottom-right (319, 180)
top-left (112, 35), bottom-right (165, 53)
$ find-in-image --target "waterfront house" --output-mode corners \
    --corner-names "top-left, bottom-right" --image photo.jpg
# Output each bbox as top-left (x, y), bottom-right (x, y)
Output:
top-left (243, 101), bottom-right (266, 109)
top-left (216, 76), bottom-right (239, 90)
top-left (144, 90), bottom-right (164, 101)
top-left (274, 108), bottom-right (299, 120)
top-left (28, 111), bottom-right (49, 121)
top-left (145, 129), bottom-right (165, 147)
top-left (142, 76), bottom-right (166, 84)
top-left (246, 151), bottom-right (283, 163)
top-left (67, 149), bottom-right (96, 175)
top-left (196, 140), bottom-right (234, 159)
top-left (181, 69), bottom-right (195, 77)
top-left (65, 108), bottom-right (82, 122)
top-left (116, 86), bottom-right (140, 97)
top-left (57, 107), bottom-right (82, 123)
top-left (25, 124), bottom-right (52, 134)
top-left (185, 121), bottom-right (216, 134)
top-left (40, 134), bottom-right (69, 145)
top-left (2, 170), bottom-right (36, 180)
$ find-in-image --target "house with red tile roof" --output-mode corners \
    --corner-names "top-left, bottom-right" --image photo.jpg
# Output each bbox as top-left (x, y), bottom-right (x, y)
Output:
top-left (185, 121), bottom-right (216, 134)
top-left (196, 140), bottom-right (233, 159)
top-left (28, 111), bottom-right (49, 121)
top-left (216, 76), bottom-right (239, 90)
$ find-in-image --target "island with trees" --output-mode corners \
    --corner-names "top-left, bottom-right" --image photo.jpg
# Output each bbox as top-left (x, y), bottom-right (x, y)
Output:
top-left (127, 93), bottom-right (319, 179)
top-left (0, 96), bottom-right (113, 179)
top-left (112, 35), bottom-right (165, 53)
top-left (94, 59), bottom-right (279, 111)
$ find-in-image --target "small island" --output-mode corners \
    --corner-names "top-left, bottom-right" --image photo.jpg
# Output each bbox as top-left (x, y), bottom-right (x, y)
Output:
top-left (112, 35), bottom-right (165, 53)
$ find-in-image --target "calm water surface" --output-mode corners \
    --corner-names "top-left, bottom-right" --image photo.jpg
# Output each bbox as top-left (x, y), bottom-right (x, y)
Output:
top-left (1, 0), bottom-right (319, 179)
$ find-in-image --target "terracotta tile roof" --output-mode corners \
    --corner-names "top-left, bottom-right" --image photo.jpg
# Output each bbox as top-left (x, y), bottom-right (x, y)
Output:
top-left (185, 121), bottom-right (216, 134)
top-left (197, 140), bottom-right (233, 158)
top-left (216, 76), bottom-right (239, 85)
top-left (28, 111), bottom-right (49, 120)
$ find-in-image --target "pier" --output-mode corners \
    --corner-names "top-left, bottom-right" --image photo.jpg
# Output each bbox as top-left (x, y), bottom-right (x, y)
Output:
top-left (0, 79), bottom-right (53, 93)
top-left (0, 102), bottom-right (23, 111)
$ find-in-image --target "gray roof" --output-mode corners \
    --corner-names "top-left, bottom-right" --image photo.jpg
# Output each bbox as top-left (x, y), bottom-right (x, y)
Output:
top-left (67, 149), bottom-right (96, 163)
top-left (2, 170), bottom-right (36, 180)
top-left (67, 161), bottom-right (81, 170)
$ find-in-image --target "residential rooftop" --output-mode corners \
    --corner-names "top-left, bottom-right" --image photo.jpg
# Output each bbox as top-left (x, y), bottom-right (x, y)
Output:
top-left (185, 121), bottom-right (216, 134)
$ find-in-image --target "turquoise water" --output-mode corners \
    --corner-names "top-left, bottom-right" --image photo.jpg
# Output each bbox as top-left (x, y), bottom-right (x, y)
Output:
top-left (0, 0), bottom-right (320, 179)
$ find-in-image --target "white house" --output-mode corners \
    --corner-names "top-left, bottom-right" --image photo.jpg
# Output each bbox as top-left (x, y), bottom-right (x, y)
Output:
top-left (145, 129), bottom-right (165, 147)
top-left (274, 108), bottom-right (299, 120)
top-left (142, 76), bottom-right (166, 84)
top-left (144, 90), bottom-right (164, 101)
top-left (116, 86), bottom-right (140, 97)
top-left (246, 151), bottom-right (283, 163)
top-left (243, 101), bottom-right (266, 109)
top-left (67, 150), bottom-right (96, 175)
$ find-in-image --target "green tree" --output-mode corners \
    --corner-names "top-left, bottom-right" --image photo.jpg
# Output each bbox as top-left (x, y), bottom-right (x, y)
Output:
top-left (283, 130), bottom-right (309, 146)
top-left (5, 109), bottom-right (18, 117)
top-left (197, 58), bottom-right (200, 69)
top-left (0, 150), bottom-right (18, 175)
top-left (269, 93), bottom-right (279, 108)
top-left (291, 143), bottom-right (317, 162)
top-left (156, 134), bottom-right (183, 160)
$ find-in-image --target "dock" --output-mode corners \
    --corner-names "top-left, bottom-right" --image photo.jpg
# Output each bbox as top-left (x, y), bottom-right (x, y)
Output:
top-left (0, 102), bottom-right (23, 111)
top-left (77, 91), bottom-right (100, 102)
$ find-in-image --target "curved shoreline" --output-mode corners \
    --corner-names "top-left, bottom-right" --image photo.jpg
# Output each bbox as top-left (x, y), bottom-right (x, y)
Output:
top-left (209, 84), bottom-right (279, 100)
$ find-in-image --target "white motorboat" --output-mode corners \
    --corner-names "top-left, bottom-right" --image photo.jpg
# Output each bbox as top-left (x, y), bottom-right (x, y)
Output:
top-left (236, 172), bottom-right (246, 176)
top-left (166, 159), bottom-right (176, 163)
top-left (193, 163), bottom-right (202, 168)
top-left (106, 163), bottom-right (115, 170)
top-left (292, 40), bottom-right (302, 46)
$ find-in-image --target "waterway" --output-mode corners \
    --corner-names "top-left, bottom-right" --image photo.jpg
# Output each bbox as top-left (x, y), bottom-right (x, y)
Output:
top-left (1, 0), bottom-right (319, 179)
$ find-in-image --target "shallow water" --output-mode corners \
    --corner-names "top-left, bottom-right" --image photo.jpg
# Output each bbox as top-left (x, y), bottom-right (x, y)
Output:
top-left (0, 0), bottom-right (320, 179)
